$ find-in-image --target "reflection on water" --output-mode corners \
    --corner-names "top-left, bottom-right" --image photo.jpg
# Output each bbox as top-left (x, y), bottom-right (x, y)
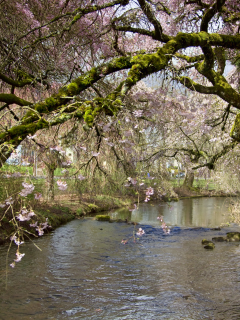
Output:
top-left (110, 197), bottom-right (231, 228)
top-left (0, 198), bottom-right (240, 320)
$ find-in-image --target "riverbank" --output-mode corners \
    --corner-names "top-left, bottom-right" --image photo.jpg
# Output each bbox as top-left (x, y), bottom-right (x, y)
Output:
top-left (0, 194), bottom-right (133, 245)
top-left (173, 186), bottom-right (236, 199)
top-left (0, 186), bottom-right (236, 245)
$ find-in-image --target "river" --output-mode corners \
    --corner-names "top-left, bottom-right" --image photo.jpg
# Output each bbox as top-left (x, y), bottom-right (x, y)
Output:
top-left (1, 197), bottom-right (240, 319)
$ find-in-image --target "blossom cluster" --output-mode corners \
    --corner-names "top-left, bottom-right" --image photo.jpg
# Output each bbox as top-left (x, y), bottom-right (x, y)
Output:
top-left (145, 187), bottom-right (154, 202)
top-left (10, 251), bottom-right (25, 268)
top-left (30, 218), bottom-right (51, 236)
top-left (78, 174), bottom-right (86, 180)
top-left (16, 208), bottom-right (35, 221)
top-left (57, 180), bottom-right (68, 190)
top-left (9, 235), bottom-right (25, 268)
top-left (34, 192), bottom-right (42, 200)
top-left (0, 196), bottom-right (14, 208)
top-left (19, 182), bottom-right (35, 197)
top-left (136, 228), bottom-right (145, 236)
top-left (62, 160), bottom-right (72, 166)
top-left (157, 216), bottom-right (171, 234)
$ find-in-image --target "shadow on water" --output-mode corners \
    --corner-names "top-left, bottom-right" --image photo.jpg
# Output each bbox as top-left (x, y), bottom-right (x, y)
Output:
top-left (0, 197), bottom-right (240, 320)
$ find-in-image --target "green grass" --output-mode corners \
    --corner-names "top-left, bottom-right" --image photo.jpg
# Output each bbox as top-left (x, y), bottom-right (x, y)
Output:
top-left (0, 164), bottom-right (33, 175)
top-left (172, 178), bottom-right (216, 191)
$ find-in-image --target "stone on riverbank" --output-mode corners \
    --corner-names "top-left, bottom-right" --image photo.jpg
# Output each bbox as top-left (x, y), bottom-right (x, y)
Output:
top-left (202, 239), bottom-right (215, 249)
top-left (212, 236), bottom-right (226, 242)
top-left (226, 232), bottom-right (240, 242)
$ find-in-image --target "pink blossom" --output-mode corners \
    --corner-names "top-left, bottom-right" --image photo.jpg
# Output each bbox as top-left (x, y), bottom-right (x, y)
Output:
top-left (41, 218), bottom-right (49, 229)
top-left (22, 182), bottom-right (35, 191)
top-left (16, 209), bottom-right (35, 221)
top-left (5, 197), bottom-right (14, 205)
top-left (78, 174), bottom-right (86, 180)
top-left (92, 152), bottom-right (100, 157)
top-left (10, 235), bottom-right (17, 242)
top-left (57, 180), bottom-right (68, 190)
top-left (136, 228), bottom-right (145, 236)
top-left (15, 252), bottom-right (25, 262)
top-left (34, 193), bottom-right (42, 200)
top-left (15, 240), bottom-right (24, 245)
top-left (30, 221), bottom-right (38, 228)
top-left (144, 196), bottom-right (150, 202)
top-left (36, 226), bottom-right (44, 236)
top-left (62, 160), bottom-right (72, 166)
top-left (10, 262), bottom-right (15, 268)
top-left (146, 187), bottom-right (154, 196)
top-left (133, 110), bottom-right (143, 117)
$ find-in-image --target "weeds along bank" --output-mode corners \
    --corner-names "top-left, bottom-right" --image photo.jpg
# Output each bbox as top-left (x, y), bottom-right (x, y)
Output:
top-left (0, 171), bottom-right (133, 245)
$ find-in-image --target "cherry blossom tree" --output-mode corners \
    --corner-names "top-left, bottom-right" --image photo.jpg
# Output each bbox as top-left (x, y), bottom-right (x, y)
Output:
top-left (0, 0), bottom-right (240, 166)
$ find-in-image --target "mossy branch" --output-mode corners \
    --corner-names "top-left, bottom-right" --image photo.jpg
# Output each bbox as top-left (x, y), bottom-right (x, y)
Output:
top-left (0, 94), bottom-right (31, 106)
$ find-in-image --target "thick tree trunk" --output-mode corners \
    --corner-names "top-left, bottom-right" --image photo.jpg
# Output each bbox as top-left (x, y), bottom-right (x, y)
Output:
top-left (183, 168), bottom-right (194, 188)
top-left (45, 164), bottom-right (57, 201)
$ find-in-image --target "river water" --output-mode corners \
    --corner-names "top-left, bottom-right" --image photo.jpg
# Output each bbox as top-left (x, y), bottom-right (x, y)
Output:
top-left (1, 197), bottom-right (240, 320)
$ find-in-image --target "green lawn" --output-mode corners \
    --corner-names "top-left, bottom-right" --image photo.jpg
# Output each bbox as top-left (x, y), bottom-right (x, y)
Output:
top-left (172, 178), bottom-right (216, 190)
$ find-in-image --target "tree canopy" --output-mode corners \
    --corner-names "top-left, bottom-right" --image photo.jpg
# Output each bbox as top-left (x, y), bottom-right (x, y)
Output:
top-left (0, 0), bottom-right (240, 166)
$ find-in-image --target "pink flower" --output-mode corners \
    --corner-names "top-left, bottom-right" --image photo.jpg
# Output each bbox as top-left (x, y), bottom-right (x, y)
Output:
top-left (92, 152), bottom-right (100, 157)
top-left (78, 174), bottom-right (86, 180)
top-left (36, 226), bottom-right (44, 236)
top-left (20, 182), bottom-right (35, 197)
top-left (136, 228), bottom-right (145, 236)
top-left (14, 252), bottom-right (25, 262)
top-left (5, 197), bottom-right (14, 205)
top-left (16, 208), bottom-right (35, 221)
top-left (34, 193), bottom-right (42, 200)
top-left (146, 187), bottom-right (154, 196)
top-left (30, 221), bottom-right (38, 228)
top-left (57, 180), bottom-right (68, 190)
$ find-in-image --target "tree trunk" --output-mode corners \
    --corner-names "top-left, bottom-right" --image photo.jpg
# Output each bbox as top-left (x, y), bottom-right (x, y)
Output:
top-left (183, 168), bottom-right (194, 188)
top-left (45, 164), bottom-right (56, 201)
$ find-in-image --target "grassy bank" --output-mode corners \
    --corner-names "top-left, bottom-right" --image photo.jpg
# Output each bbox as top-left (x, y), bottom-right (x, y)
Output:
top-left (0, 193), bottom-right (133, 245)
